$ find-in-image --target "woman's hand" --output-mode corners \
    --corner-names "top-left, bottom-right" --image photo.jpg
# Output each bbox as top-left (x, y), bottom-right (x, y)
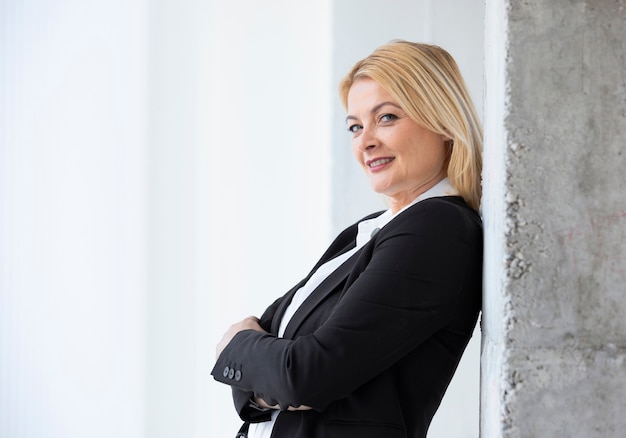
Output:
top-left (254, 396), bottom-right (312, 411)
top-left (216, 316), bottom-right (266, 360)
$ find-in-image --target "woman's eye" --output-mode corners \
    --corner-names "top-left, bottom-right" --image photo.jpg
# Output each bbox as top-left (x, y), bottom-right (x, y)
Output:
top-left (347, 124), bottom-right (362, 133)
top-left (379, 113), bottom-right (398, 123)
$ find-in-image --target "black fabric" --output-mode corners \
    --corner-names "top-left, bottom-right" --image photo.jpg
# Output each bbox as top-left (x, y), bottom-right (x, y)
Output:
top-left (212, 196), bottom-right (482, 438)
top-left (235, 422), bottom-right (249, 438)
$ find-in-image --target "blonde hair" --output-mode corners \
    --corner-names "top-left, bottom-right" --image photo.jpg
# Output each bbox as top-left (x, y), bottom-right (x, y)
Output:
top-left (339, 40), bottom-right (483, 211)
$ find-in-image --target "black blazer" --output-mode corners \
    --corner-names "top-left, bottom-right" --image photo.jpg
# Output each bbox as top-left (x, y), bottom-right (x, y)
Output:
top-left (212, 196), bottom-right (482, 438)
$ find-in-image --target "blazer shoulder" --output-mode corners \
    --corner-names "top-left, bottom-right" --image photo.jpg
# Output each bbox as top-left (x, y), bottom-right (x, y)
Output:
top-left (387, 196), bottom-right (482, 234)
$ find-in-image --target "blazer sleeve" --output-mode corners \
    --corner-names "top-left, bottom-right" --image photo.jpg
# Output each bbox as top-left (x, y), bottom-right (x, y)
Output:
top-left (212, 198), bottom-right (481, 412)
top-left (225, 224), bottom-right (359, 422)
top-left (228, 295), bottom-right (283, 422)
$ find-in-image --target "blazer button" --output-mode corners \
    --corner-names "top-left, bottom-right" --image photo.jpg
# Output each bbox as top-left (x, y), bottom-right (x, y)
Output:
top-left (235, 370), bottom-right (242, 381)
top-left (228, 368), bottom-right (235, 379)
top-left (223, 367), bottom-right (230, 378)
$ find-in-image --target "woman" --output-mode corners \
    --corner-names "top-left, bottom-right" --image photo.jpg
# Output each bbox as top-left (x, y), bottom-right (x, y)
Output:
top-left (212, 40), bottom-right (483, 438)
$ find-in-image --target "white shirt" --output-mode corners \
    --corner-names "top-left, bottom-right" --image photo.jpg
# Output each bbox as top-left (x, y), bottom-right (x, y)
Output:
top-left (248, 179), bottom-right (457, 438)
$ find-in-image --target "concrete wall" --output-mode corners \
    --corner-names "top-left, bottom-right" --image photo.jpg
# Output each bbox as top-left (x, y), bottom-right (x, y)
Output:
top-left (482, 1), bottom-right (626, 436)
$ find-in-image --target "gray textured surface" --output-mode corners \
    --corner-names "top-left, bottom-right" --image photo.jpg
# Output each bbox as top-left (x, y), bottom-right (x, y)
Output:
top-left (482, 0), bottom-right (626, 436)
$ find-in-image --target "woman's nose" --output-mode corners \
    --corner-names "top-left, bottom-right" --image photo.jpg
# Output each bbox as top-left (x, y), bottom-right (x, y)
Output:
top-left (355, 127), bottom-right (378, 151)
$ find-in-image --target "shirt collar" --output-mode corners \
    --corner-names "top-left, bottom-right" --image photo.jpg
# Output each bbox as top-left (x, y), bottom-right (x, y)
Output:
top-left (355, 178), bottom-right (458, 247)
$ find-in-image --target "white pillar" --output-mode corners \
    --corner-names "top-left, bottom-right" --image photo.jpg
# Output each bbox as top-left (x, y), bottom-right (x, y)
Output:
top-left (0, 1), bottom-right (149, 436)
top-left (199, 2), bottom-right (333, 436)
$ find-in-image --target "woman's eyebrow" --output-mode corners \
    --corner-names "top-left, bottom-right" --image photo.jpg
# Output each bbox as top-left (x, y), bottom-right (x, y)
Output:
top-left (345, 101), bottom-right (402, 123)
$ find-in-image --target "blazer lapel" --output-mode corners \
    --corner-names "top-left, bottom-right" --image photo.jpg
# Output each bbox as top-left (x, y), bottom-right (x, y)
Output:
top-left (281, 249), bottom-right (361, 339)
top-left (270, 279), bottom-right (305, 335)
top-left (270, 237), bottom-right (358, 335)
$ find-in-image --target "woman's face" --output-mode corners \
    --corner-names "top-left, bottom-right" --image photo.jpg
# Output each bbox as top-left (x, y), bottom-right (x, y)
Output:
top-left (346, 78), bottom-right (448, 212)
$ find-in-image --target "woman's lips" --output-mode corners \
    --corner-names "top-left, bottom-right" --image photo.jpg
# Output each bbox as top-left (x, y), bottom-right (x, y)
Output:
top-left (366, 157), bottom-right (395, 170)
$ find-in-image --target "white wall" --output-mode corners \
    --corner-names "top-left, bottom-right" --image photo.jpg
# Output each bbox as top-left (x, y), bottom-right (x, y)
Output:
top-left (146, 1), bottom-right (333, 436)
top-left (1, 0), bottom-right (149, 436)
top-left (1, 1), bottom-right (483, 437)
top-left (1, 1), bottom-right (331, 437)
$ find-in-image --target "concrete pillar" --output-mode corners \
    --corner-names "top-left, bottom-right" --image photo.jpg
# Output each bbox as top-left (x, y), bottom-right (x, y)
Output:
top-left (482, 1), bottom-right (626, 437)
